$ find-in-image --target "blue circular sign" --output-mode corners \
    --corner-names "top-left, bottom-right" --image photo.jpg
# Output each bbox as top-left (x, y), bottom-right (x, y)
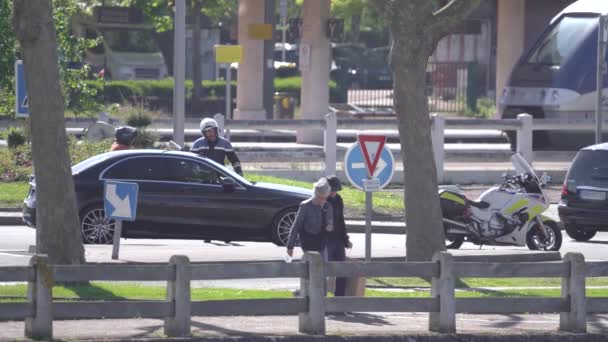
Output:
top-left (344, 143), bottom-right (395, 191)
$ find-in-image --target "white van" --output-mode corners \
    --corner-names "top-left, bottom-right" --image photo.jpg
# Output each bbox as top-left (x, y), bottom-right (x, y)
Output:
top-left (76, 7), bottom-right (168, 80)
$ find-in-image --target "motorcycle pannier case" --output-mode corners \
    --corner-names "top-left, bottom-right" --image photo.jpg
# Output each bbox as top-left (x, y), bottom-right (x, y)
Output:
top-left (439, 190), bottom-right (467, 218)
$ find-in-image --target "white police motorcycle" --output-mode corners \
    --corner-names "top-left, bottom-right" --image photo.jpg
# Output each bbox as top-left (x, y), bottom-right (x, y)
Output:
top-left (439, 153), bottom-right (561, 251)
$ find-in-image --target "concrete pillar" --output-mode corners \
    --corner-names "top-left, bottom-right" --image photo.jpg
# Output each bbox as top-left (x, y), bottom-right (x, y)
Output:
top-left (496, 0), bottom-right (525, 115)
top-left (297, 0), bottom-right (331, 144)
top-left (560, 253), bottom-right (587, 333)
top-left (235, 0), bottom-right (267, 120)
top-left (298, 252), bottom-right (326, 335)
top-left (164, 255), bottom-right (191, 337)
top-left (429, 252), bottom-right (456, 333)
top-left (516, 113), bottom-right (534, 165)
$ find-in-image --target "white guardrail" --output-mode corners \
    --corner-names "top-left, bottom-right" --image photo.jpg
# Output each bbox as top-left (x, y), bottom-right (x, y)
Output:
top-left (216, 113), bottom-right (602, 182)
top-left (1, 252), bottom-right (607, 339)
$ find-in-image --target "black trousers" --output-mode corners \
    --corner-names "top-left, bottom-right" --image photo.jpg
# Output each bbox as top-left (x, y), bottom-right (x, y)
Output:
top-left (326, 239), bottom-right (346, 296)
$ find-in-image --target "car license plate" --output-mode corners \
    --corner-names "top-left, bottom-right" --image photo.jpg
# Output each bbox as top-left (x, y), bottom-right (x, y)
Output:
top-left (580, 190), bottom-right (606, 201)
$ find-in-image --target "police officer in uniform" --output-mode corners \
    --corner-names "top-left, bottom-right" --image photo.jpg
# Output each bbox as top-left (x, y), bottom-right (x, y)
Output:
top-left (191, 118), bottom-right (243, 176)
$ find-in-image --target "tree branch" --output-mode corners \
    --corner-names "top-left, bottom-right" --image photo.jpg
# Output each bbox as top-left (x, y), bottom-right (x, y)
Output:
top-left (429, 0), bottom-right (482, 40)
top-left (368, 0), bottom-right (393, 20)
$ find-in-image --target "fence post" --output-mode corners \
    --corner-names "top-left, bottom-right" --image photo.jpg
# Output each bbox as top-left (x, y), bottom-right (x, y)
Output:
top-left (164, 255), bottom-right (191, 337)
top-left (213, 113), bottom-right (226, 137)
top-left (324, 112), bottom-right (337, 176)
top-left (431, 114), bottom-right (445, 184)
top-left (25, 255), bottom-right (53, 340)
top-left (429, 251), bottom-right (456, 333)
top-left (560, 252), bottom-right (587, 333)
top-left (298, 252), bottom-right (326, 335)
top-left (516, 113), bottom-right (533, 165)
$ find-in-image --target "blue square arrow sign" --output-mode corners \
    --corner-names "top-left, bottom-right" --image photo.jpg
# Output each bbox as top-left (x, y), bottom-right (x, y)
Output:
top-left (104, 181), bottom-right (139, 221)
top-left (15, 60), bottom-right (29, 118)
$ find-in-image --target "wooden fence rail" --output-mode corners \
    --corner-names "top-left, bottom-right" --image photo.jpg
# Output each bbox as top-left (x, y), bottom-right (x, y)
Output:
top-left (1, 252), bottom-right (608, 339)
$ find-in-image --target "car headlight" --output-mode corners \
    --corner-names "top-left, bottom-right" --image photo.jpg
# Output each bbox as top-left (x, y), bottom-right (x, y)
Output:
top-left (348, 68), bottom-right (357, 75)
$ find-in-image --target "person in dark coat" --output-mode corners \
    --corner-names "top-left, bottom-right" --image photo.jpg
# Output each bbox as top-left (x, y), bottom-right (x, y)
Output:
top-left (326, 175), bottom-right (352, 297)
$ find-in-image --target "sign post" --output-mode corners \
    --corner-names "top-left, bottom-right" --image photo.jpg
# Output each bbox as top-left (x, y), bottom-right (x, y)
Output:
top-left (597, 14), bottom-right (608, 144)
top-left (215, 45), bottom-right (243, 124)
top-left (345, 135), bottom-right (394, 261)
top-left (279, 0), bottom-right (288, 61)
top-left (104, 181), bottom-right (139, 260)
top-left (15, 60), bottom-right (29, 118)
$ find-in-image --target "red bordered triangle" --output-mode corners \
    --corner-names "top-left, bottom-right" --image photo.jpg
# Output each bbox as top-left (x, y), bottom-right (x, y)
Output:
top-left (357, 134), bottom-right (387, 177)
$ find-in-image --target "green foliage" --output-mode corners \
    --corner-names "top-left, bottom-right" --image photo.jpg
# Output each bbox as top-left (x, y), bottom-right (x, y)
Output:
top-left (53, 0), bottom-right (101, 114)
top-left (0, 0), bottom-right (16, 117)
top-left (126, 110), bottom-right (153, 128)
top-left (0, 144), bottom-right (33, 182)
top-left (4, 126), bottom-right (26, 149)
top-left (86, 77), bottom-right (337, 106)
top-left (131, 129), bottom-right (159, 149)
top-left (458, 97), bottom-right (496, 119)
top-left (0, 138), bottom-right (111, 182)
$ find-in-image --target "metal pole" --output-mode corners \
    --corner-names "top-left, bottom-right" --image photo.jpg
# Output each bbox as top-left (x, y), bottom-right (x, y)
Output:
top-left (365, 191), bottom-right (372, 261)
top-left (282, 18), bottom-right (287, 62)
top-left (597, 15), bottom-right (608, 144)
top-left (173, 0), bottom-right (186, 147)
top-left (226, 64), bottom-right (232, 120)
top-left (111, 220), bottom-right (122, 260)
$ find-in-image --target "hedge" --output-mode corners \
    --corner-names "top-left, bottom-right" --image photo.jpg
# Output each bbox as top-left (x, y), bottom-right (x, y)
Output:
top-left (86, 77), bottom-right (338, 105)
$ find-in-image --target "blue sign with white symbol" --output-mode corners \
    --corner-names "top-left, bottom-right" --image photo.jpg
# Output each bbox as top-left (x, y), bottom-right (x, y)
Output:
top-left (344, 143), bottom-right (395, 191)
top-left (15, 60), bottom-right (29, 117)
top-left (104, 181), bottom-right (139, 221)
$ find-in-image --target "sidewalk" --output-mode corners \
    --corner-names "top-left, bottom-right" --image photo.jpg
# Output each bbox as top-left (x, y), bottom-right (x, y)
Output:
top-left (1, 313), bottom-right (607, 340)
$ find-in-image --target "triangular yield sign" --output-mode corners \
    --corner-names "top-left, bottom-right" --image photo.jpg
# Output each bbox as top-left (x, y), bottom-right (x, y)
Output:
top-left (357, 134), bottom-right (387, 178)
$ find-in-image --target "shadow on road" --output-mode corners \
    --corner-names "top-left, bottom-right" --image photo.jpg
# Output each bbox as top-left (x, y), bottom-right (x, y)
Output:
top-left (328, 312), bottom-right (395, 326)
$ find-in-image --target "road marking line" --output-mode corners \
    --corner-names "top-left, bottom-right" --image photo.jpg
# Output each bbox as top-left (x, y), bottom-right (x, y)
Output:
top-left (0, 252), bottom-right (30, 258)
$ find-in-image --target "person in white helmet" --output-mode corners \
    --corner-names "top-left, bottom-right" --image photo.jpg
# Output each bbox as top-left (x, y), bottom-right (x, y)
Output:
top-left (191, 117), bottom-right (243, 176)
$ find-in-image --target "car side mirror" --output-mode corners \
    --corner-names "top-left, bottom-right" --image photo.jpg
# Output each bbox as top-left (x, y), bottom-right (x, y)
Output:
top-left (221, 177), bottom-right (237, 193)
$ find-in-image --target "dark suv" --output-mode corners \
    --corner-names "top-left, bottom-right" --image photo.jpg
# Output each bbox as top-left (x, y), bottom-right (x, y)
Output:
top-left (559, 143), bottom-right (608, 241)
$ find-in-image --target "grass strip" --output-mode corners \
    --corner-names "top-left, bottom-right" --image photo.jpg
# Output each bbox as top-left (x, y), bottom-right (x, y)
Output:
top-left (0, 182), bottom-right (28, 207)
top-left (368, 277), bottom-right (608, 289)
top-left (2, 283), bottom-right (608, 303)
top-left (246, 174), bottom-right (404, 216)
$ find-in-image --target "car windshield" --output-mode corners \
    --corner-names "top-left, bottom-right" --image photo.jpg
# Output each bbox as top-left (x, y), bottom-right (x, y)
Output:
top-left (102, 28), bottom-right (159, 53)
top-left (567, 150), bottom-right (608, 189)
top-left (526, 15), bottom-right (596, 66)
top-left (72, 153), bottom-right (113, 175)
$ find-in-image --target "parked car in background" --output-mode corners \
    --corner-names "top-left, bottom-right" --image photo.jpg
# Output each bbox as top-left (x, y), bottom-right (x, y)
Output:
top-left (23, 150), bottom-right (311, 246)
top-left (559, 143), bottom-right (608, 241)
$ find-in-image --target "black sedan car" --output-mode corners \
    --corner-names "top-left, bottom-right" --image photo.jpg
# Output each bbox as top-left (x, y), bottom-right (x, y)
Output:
top-left (559, 143), bottom-right (608, 241)
top-left (23, 150), bottom-right (311, 246)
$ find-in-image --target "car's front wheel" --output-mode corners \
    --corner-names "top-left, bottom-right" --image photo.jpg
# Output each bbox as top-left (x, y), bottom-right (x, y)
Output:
top-left (565, 225), bottom-right (596, 242)
top-left (272, 208), bottom-right (298, 246)
top-left (80, 205), bottom-right (116, 245)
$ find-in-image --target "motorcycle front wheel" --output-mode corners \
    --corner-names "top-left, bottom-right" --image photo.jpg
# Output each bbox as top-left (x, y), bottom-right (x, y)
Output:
top-left (526, 221), bottom-right (562, 251)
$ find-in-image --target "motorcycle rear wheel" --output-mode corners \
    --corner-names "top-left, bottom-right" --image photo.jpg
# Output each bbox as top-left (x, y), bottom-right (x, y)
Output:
top-left (445, 234), bottom-right (465, 249)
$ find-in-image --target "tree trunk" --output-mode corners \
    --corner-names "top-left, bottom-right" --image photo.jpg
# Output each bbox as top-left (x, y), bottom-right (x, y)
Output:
top-left (13, 0), bottom-right (85, 265)
top-left (390, 43), bottom-right (446, 262)
top-left (192, 0), bottom-right (203, 108)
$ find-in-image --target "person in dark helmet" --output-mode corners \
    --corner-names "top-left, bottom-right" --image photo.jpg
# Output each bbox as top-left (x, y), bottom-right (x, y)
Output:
top-left (191, 118), bottom-right (243, 176)
top-left (326, 175), bottom-right (352, 297)
top-left (111, 126), bottom-right (138, 151)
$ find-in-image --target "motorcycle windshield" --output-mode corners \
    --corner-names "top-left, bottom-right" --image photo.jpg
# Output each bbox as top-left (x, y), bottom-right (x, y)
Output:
top-left (511, 153), bottom-right (538, 180)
